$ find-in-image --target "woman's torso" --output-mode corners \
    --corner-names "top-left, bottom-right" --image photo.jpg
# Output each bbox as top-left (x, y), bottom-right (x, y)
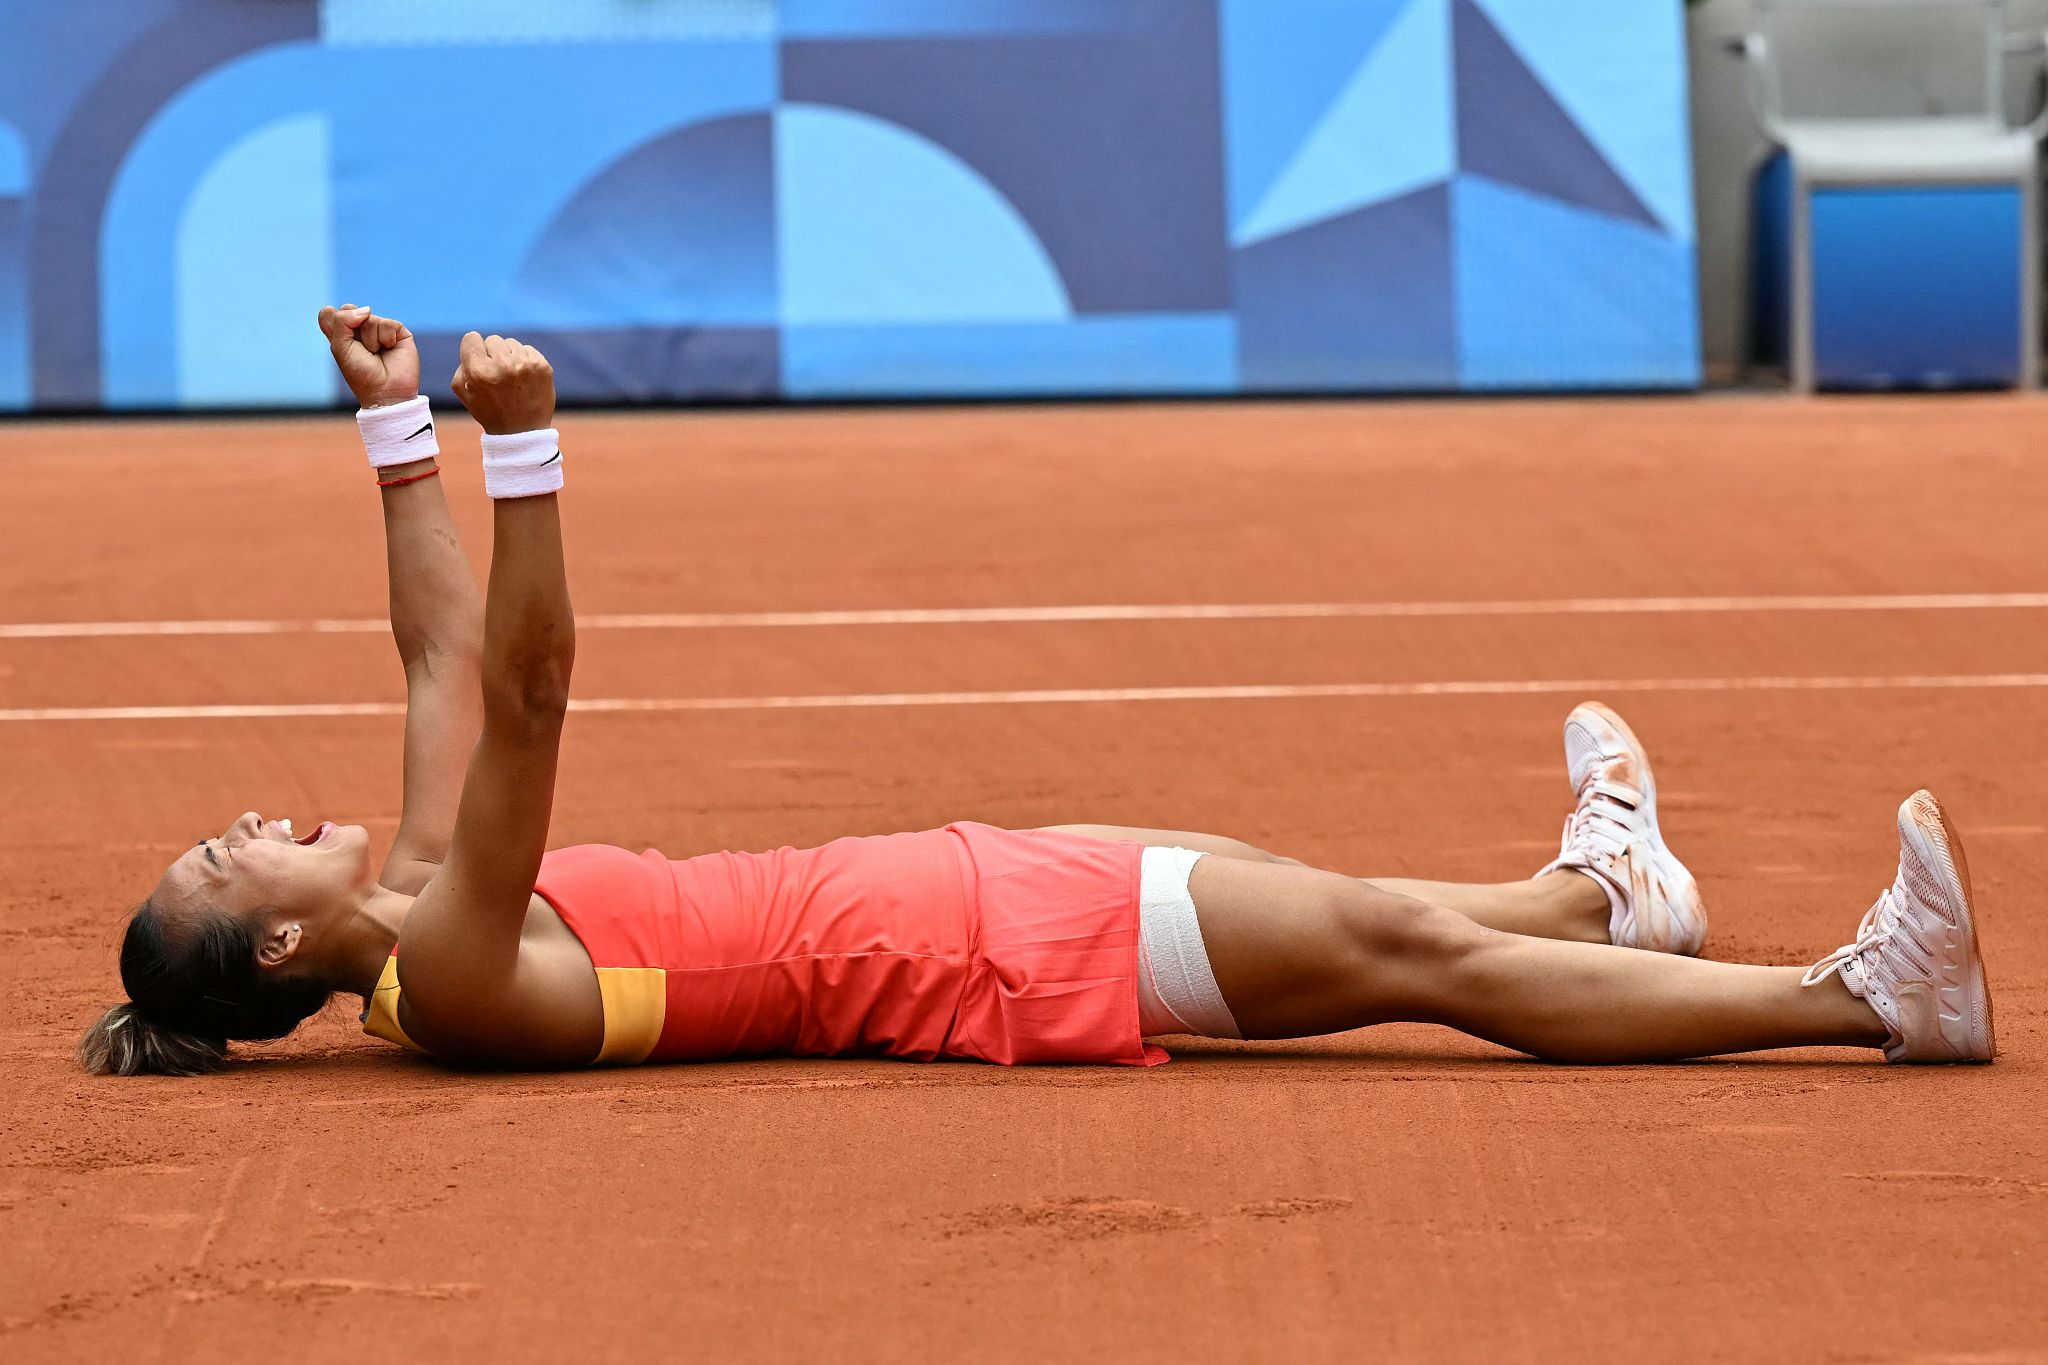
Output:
top-left (367, 822), bottom-right (1155, 1068)
top-left (370, 827), bottom-right (975, 1064)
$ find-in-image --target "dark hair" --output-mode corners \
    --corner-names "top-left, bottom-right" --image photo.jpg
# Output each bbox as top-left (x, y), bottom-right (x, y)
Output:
top-left (77, 899), bottom-right (332, 1076)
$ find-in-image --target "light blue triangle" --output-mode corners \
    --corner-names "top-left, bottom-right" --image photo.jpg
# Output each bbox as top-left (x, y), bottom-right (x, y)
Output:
top-left (1234, 0), bottom-right (1452, 247)
top-left (1471, 0), bottom-right (1693, 239)
top-left (1221, 0), bottom-right (1410, 229)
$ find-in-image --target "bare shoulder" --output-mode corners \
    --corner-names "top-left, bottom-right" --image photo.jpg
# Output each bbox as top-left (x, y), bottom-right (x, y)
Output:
top-left (394, 888), bottom-right (606, 1068)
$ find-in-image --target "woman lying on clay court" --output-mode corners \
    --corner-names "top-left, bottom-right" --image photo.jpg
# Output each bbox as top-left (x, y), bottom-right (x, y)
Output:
top-left (79, 308), bottom-right (1996, 1076)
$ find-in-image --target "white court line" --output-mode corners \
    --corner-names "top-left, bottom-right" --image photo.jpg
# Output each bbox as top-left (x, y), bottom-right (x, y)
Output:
top-left (4, 591), bottom-right (2048, 640)
top-left (8, 673), bottom-right (2048, 722)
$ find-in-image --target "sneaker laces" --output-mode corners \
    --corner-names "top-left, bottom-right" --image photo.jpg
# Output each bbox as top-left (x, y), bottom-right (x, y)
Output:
top-left (1556, 772), bottom-right (1644, 875)
top-left (1801, 888), bottom-right (1897, 989)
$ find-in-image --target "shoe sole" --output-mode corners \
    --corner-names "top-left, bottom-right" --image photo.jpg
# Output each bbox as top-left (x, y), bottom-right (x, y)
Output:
top-left (1901, 790), bottom-right (1996, 1061)
top-left (1571, 702), bottom-right (1706, 956)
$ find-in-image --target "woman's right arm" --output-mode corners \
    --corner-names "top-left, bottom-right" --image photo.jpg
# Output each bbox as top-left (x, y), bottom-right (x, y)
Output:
top-left (396, 334), bottom-right (599, 1064)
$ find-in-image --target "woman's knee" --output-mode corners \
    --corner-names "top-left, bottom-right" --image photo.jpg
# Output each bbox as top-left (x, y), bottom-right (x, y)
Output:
top-left (1195, 860), bottom-right (1480, 1037)
top-left (1219, 837), bottom-right (1303, 866)
top-left (1337, 886), bottom-right (1478, 955)
top-left (1326, 888), bottom-right (1488, 1006)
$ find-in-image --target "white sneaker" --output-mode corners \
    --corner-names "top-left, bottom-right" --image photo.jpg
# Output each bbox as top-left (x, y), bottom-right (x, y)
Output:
top-left (1536, 701), bottom-right (1706, 955)
top-left (1803, 791), bottom-right (1996, 1063)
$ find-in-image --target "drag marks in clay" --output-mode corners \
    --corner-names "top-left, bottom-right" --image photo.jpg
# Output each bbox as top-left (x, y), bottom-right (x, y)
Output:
top-left (939, 1194), bottom-right (1352, 1242)
top-left (0, 1259), bottom-right (480, 1338)
top-left (1844, 1171), bottom-right (2048, 1199)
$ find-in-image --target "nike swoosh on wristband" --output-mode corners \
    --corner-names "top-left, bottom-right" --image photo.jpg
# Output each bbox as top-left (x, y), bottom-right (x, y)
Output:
top-left (540, 450), bottom-right (561, 466)
top-left (404, 422), bottom-right (433, 440)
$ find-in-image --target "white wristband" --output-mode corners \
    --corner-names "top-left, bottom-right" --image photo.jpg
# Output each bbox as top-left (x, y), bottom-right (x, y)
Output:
top-left (356, 396), bottom-right (440, 469)
top-left (481, 429), bottom-right (563, 499)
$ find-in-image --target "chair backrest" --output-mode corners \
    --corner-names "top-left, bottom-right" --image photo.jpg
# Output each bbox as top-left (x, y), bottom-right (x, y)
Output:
top-left (1750, 0), bottom-right (2006, 123)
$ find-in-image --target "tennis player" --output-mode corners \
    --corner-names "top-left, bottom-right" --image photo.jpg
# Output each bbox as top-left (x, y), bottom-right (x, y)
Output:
top-left (78, 307), bottom-right (1996, 1075)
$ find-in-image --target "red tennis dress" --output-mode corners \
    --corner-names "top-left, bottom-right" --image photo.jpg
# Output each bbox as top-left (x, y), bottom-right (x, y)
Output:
top-left (364, 822), bottom-right (1165, 1067)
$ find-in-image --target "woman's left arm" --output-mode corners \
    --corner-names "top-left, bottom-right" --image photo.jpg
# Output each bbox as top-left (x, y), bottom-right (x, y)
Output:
top-left (318, 305), bottom-right (485, 892)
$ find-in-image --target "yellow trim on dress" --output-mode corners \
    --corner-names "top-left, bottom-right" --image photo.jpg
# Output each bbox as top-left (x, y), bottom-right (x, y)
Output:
top-left (593, 968), bottom-right (667, 1064)
top-left (361, 956), bottom-right (665, 1065)
top-left (362, 956), bottom-right (425, 1054)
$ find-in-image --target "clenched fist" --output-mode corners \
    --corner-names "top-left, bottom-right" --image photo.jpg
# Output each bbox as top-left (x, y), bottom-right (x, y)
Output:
top-left (451, 332), bottom-right (555, 435)
top-left (318, 304), bottom-right (419, 408)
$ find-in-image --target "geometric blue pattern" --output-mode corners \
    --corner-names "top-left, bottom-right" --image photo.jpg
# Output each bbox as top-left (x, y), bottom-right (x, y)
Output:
top-left (1, 0), bottom-right (1699, 410)
top-left (520, 114), bottom-right (779, 329)
top-left (1453, 0), bottom-right (1658, 231)
top-left (1452, 174), bottom-right (1700, 389)
top-left (774, 104), bottom-right (1071, 326)
top-left (782, 2), bottom-right (1233, 316)
top-left (1232, 0), bottom-right (1452, 247)
top-left (783, 314), bottom-right (1238, 399)
top-left (1469, 0), bottom-right (1696, 239)
top-left (1235, 185), bottom-right (1457, 391)
top-left (1220, 0), bottom-right (1413, 237)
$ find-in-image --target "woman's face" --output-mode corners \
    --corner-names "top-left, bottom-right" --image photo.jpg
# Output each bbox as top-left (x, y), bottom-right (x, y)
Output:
top-left (151, 813), bottom-right (378, 961)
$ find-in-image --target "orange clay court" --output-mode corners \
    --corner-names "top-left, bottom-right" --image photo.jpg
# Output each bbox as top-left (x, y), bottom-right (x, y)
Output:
top-left (2, 395), bottom-right (2044, 1361)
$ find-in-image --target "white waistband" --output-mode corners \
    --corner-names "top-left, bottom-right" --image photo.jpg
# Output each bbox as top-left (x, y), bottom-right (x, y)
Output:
top-left (1135, 845), bottom-right (1242, 1040)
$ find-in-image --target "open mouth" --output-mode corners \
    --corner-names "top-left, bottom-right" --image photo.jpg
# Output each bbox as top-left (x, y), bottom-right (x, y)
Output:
top-left (294, 822), bottom-right (334, 846)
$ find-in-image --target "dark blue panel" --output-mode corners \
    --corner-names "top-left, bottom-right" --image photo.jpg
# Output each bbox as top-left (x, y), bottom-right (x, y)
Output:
top-left (782, 0), bottom-right (1229, 314)
top-left (1451, 0), bottom-right (1656, 230)
top-left (1810, 185), bottom-right (2023, 389)
top-left (518, 114), bottom-right (777, 326)
top-left (1748, 149), bottom-right (1792, 369)
top-left (1233, 182), bottom-right (1455, 390)
top-left (418, 326), bottom-right (781, 404)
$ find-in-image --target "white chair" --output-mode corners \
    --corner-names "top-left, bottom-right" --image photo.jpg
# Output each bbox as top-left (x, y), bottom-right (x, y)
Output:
top-left (1742, 0), bottom-right (2048, 390)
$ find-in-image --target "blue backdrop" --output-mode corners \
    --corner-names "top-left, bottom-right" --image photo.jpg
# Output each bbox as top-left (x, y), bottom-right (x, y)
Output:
top-left (0, 0), bottom-right (1699, 410)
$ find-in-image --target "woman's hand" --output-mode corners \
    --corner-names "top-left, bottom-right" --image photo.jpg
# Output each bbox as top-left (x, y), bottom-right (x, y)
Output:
top-left (317, 304), bottom-right (420, 408)
top-left (450, 332), bottom-right (556, 434)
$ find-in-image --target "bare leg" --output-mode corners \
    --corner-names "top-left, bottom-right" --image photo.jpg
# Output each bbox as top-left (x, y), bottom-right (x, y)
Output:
top-left (1365, 873), bottom-right (1607, 943)
top-left (1038, 824), bottom-right (1609, 943)
top-left (1186, 857), bottom-right (1885, 1061)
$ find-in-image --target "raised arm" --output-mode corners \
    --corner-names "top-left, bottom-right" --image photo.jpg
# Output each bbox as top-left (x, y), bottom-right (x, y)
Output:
top-left (318, 304), bottom-right (485, 894)
top-left (395, 334), bottom-right (593, 1063)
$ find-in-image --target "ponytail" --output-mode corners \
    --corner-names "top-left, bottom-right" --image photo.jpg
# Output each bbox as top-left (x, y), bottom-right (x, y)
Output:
top-left (78, 1002), bottom-right (227, 1076)
top-left (78, 899), bottom-right (331, 1076)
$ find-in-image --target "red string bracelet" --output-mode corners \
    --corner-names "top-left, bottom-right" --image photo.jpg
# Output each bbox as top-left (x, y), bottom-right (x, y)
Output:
top-left (376, 467), bottom-right (441, 489)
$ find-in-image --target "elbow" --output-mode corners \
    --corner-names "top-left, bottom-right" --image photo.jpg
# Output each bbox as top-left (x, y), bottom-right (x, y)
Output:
top-left (485, 686), bottom-right (570, 732)
top-left (484, 648), bottom-right (574, 723)
top-left (436, 622), bottom-right (487, 664)
top-left (406, 630), bottom-right (484, 683)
